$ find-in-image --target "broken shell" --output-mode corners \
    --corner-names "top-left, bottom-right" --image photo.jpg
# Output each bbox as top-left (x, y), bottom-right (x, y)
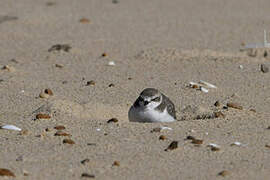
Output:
top-left (191, 139), bottom-right (203, 145)
top-left (36, 114), bottom-right (51, 119)
top-left (199, 80), bottom-right (217, 89)
top-left (81, 158), bottom-right (90, 165)
top-left (185, 136), bottom-right (196, 140)
top-left (39, 92), bottom-right (50, 98)
top-left (54, 131), bottom-right (71, 137)
top-left (108, 61), bottom-right (115, 66)
top-left (218, 170), bottom-right (229, 177)
top-left (54, 125), bottom-right (66, 130)
top-left (200, 87), bottom-right (209, 93)
top-left (165, 141), bottom-right (178, 151)
top-left (2, 65), bottom-right (15, 72)
top-left (214, 112), bottom-right (225, 118)
top-left (107, 118), bottom-right (118, 123)
top-left (44, 89), bottom-right (53, 95)
top-left (227, 102), bottom-right (243, 110)
top-left (63, 139), bottom-right (75, 144)
top-left (1, 125), bottom-right (21, 131)
top-left (86, 80), bottom-right (95, 86)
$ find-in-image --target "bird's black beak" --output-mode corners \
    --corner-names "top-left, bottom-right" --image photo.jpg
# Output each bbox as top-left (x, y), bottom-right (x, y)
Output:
top-left (143, 100), bottom-right (149, 106)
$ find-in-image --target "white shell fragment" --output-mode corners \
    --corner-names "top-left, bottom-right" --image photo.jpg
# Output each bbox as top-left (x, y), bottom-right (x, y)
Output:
top-left (199, 80), bottom-right (217, 89)
top-left (108, 61), bottom-right (115, 66)
top-left (1, 125), bottom-right (22, 131)
top-left (232, 141), bottom-right (242, 146)
top-left (200, 87), bottom-right (209, 93)
top-left (160, 126), bottom-right (172, 131)
top-left (208, 143), bottom-right (220, 148)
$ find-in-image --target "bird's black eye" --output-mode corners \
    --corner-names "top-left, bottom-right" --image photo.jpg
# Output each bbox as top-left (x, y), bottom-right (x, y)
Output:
top-left (152, 97), bottom-right (160, 102)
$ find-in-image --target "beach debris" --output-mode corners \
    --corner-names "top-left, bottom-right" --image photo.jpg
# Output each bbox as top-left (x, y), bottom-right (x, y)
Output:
top-left (0, 168), bottom-right (15, 177)
top-left (81, 158), bottom-right (90, 165)
top-left (48, 44), bottom-right (71, 52)
top-left (96, 128), bottom-right (101, 131)
top-left (107, 118), bottom-right (118, 123)
top-left (261, 64), bottom-right (269, 73)
top-left (54, 125), bottom-right (66, 130)
top-left (63, 139), bottom-right (75, 144)
top-left (231, 141), bottom-right (246, 147)
top-left (79, 18), bottom-right (90, 24)
top-left (159, 135), bottom-right (167, 140)
top-left (265, 144), bottom-right (270, 149)
top-left (200, 87), bottom-right (209, 93)
top-left (0, 124), bottom-right (21, 131)
top-left (36, 113), bottom-right (51, 119)
top-left (208, 143), bottom-right (221, 151)
top-left (108, 61), bottom-right (115, 66)
top-left (227, 102), bottom-right (243, 110)
top-left (189, 82), bottom-right (200, 89)
top-left (113, 161), bottom-right (120, 167)
top-left (185, 136), bottom-right (196, 140)
top-left (218, 170), bottom-right (229, 177)
top-left (239, 65), bottom-right (243, 69)
top-left (199, 80), bottom-right (217, 89)
top-left (165, 141), bottom-right (178, 151)
top-left (81, 173), bottom-right (95, 178)
top-left (151, 126), bottom-right (172, 133)
top-left (86, 80), bottom-right (95, 86)
top-left (54, 131), bottom-right (71, 137)
top-left (39, 92), bottom-right (50, 98)
top-left (191, 139), bottom-right (203, 145)
top-left (2, 65), bottom-right (15, 72)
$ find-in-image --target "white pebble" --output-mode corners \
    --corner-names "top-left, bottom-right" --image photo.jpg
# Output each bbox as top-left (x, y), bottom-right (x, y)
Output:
top-left (200, 87), bottom-right (209, 93)
top-left (108, 61), bottom-right (115, 66)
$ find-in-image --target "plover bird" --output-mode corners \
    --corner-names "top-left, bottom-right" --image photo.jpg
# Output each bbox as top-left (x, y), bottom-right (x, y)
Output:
top-left (128, 88), bottom-right (176, 122)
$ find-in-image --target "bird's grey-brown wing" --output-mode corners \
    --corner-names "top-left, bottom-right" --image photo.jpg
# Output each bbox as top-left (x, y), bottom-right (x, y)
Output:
top-left (157, 94), bottom-right (176, 119)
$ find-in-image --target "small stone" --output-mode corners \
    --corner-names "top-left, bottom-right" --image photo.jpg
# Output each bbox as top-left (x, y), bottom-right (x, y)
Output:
top-left (265, 144), bottom-right (270, 148)
top-left (214, 101), bottom-right (221, 107)
top-left (107, 118), bottom-right (118, 123)
top-left (81, 158), bottom-right (90, 165)
top-left (0, 168), bottom-right (15, 177)
top-left (79, 18), bottom-right (90, 24)
top-left (45, 128), bottom-right (51, 132)
top-left (86, 80), bottom-right (95, 86)
top-left (101, 53), bottom-right (107, 57)
top-left (44, 89), bottom-right (53, 95)
top-left (211, 146), bottom-right (220, 151)
top-left (113, 161), bottom-right (120, 166)
top-left (63, 139), bottom-right (75, 144)
top-left (128, 77), bottom-right (132, 80)
top-left (108, 83), bottom-right (115, 87)
top-left (81, 173), bottom-right (95, 178)
top-left (36, 113), bottom-right (51, 119)
top-left (159, 135), bottom-right (166, 140)
top-left (55, 131), bottom-right (71, 137)
top-left (218, 170), bottom-right (229, 177)
top-left (39, 92), bottom-right (50, 98)
top-left (54, 125), bottom-right (66, 130)
top-left (2, 65), bottom-right (15, 72)
top-left (261, 64), bottom-right (269, 73)
top-left (191, 84), bottom-right (199, 89)
top-left (214, 112), bottom-right (225, 118)
top-left (151, 127), bottom-right (162, 133)
top-left (112, 0), bottom-right (119, 4)
top-left (249, 109), bottom-right (256, 113)
top-left (267, 126), bottom-right (270, 130)
top-left (227, 102), bottom-right (243, 110)
top-left (165, 141), bottom-right (178, 151)
top-left (264, 51), bottom-right (268, 57)
top-left (191, 139), bottom-right (203, 145)
top-left (48, 44), bottom-right (71, 52)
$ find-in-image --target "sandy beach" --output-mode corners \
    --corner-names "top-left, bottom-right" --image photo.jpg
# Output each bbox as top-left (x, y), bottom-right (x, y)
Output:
top-left (0, 0), bottom-right (270, 179)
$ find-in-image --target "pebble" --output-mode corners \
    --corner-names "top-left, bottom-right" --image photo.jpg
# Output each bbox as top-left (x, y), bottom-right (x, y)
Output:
top-left (55, 64), bottom-right (64, 68)
top-left (108, 83), bottom-right (115, 87)
top-left (159, 135), bottom-right (167, 140)
top-left (227, 102), bottom-right (243, 110)
top-left (101, 53), bottom-right (107, 57)
top-left (63, 139), bottom-right (75, 144)
top-left (0, 168), bottom-right (15, 177)
top-left (165, 141), bottom-right (178, 151)
top-left (81, 173), bottom-right (95, 178)
top-left (44, 88), bottom-right (53, 96)
top-left (214, 101), bottom-right (221, 107)
top-left (48, 44), bottom-right (71, 52)
top-left (210, 146), bottom-right (220, 151)
top-left (265, 144), bottom-right (270, 148)
top-left (113, 161), bottom-right (120, 166)
top-left (39, 92), bottom-right (50, 99)
top-left (36, 113), bottom-right (51, 119)
top-left (261, 64), bottom-right (269, 73)
top-left (191, 139), bottom-right (203, 145)
top-left (79, 18), bottom-right (90, 24)
top-left (54, 125), bottom-right (66, 130)
top-left (19, 129), bottom-right (29, 135)
top-left (107, 118), bottom-right (118, 123)
top-left (214, 112), bottom-right (225, 118)
top-left (185, 136), bottom-right (196, 140)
